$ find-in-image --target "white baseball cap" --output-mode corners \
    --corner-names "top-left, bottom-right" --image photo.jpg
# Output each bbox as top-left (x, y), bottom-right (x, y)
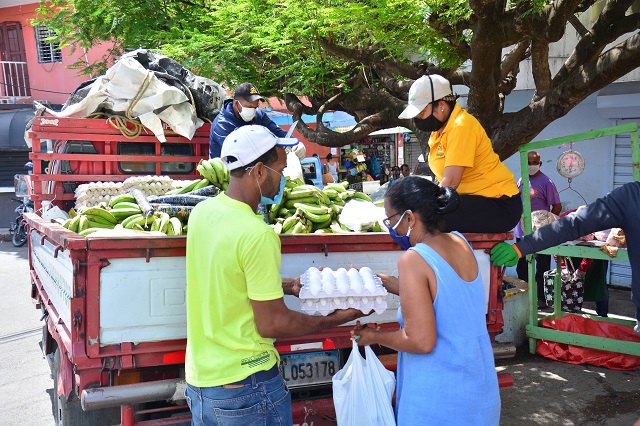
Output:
top-left (221, 125), bottom-right (299, 170)
top-left (398, 75), bottom-right (453, 119)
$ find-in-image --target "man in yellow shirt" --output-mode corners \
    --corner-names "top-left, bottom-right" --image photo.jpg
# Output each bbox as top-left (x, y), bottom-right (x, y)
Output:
top-left (399, 74), bottom-right (521, 233)
top-left (185, 125), bottom-right (365, 425)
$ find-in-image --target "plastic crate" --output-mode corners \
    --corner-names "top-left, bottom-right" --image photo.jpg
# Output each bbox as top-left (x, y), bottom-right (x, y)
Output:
top-left (348, 180), bottom-right (380, 195)
top-left (14, 174), bottom-right (28, 197)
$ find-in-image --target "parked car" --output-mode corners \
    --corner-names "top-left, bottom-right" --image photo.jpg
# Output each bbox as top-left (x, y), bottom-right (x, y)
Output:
top-left (301, 156), bottom-right (324, 188)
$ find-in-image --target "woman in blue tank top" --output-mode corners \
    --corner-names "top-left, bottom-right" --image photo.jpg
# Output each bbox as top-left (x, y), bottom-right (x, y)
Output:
top-left (352, 176), bottom-right (500, 425)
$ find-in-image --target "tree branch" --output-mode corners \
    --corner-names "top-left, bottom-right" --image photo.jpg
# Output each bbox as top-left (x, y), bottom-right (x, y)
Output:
top-left (531, 39), bottom-right (551, 100)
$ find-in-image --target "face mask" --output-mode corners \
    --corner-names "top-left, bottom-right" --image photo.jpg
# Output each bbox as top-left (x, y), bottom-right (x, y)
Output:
top-left (237, 102), bottom-right (257, 122)
top-left (250, 165), bottom-right (286, 205)
top-left (349, 168), bottom-right (357, 176)
top-left (528, 164), bottom-right (540, 176)
top-left (388, 211), bottom-right (412, 250)
top-left (414, 114), bottom-right (444, 132)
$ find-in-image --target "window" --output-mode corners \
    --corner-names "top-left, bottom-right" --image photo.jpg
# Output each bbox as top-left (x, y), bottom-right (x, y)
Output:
top-left (34, 26), bottom-right (62, 63)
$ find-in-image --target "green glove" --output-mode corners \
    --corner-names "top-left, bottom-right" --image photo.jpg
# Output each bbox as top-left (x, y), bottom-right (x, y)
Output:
top-left (490, 242), bottom-right (519, 267)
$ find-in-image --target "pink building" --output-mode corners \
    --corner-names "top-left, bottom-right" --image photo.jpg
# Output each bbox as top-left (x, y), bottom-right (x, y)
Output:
top-left (0, 1), bottom-right (110, 105)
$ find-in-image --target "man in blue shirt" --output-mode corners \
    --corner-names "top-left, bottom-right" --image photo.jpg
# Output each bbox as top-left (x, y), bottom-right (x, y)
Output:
top-left (209, 82), bottom-right (288, 158)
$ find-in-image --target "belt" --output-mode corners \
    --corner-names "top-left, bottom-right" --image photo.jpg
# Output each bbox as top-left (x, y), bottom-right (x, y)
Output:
top-left (226, 365), bottom-right (280, 387)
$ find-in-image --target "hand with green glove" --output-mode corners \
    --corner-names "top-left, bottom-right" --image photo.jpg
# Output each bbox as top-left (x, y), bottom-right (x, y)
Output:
top-left (490, 242), bottom-right (520, 267)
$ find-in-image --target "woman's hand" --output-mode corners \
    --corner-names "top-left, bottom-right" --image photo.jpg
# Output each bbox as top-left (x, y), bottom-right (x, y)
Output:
top-left (350, 320), bottom-right (381, 346)
top-left (377, 274), bottom-right (399, 295)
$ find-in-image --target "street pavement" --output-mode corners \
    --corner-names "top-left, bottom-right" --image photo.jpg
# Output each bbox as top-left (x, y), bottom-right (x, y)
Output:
top-left (0, 239), bottom-right (638, 425)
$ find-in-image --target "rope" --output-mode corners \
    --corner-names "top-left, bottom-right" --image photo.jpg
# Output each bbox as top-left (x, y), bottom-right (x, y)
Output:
top-left (107, 115), bottom-right (143, 139)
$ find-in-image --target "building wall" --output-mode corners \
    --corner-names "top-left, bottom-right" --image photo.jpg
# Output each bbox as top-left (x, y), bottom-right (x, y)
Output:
top-left (502, 89), bottom-right (618, 211)
top-left (1, 3), bottom-right (111, 104)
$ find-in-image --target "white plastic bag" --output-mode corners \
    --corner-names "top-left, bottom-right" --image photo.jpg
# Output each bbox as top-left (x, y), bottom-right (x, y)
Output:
top-left (338, 200), bottom-right (386, 232)
top-left (332, 341), bottom-right (396, 425)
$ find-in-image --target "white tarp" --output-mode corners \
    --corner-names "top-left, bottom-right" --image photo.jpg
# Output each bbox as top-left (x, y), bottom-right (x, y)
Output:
top-left (56, 57), bottom-right (204, 142)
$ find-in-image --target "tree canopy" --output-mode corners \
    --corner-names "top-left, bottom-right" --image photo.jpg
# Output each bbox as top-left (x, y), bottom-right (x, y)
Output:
top-left (37, 0), bottom-right (640, 158)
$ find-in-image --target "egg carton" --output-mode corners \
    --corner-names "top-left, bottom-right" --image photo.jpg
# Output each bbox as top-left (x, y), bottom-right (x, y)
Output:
top-left (300, 293), bottom-right (388, 316)
top-left (299, 267), bottom-right (388, 316)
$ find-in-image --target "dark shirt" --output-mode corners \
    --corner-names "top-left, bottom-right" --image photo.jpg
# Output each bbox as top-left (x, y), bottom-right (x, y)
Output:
top-left (515, 181), bottom-right (640, 312)
top-left (209, 99), bottom-right (288, 158)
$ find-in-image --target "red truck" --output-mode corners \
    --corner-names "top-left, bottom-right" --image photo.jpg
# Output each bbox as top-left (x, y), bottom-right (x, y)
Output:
top-left (25, 117), bottom-right (513, 425)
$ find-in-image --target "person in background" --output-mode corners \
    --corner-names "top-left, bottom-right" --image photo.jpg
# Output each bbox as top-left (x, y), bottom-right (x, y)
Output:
top-left (346, 163), bottom-right (362, 185)
top-left (325, 153), bottom-right (339, 182)
top-left (516, 151), bottom-right (562, 309)
top-left (490, 181), bottom-right (640, 334)
top-left (186, 125), bottom-right (366, 425)
top-left (400, 163), bottom-right (411, 178)
top-left (209, 82), bottom-right (288, 159)
top-left (398, 74), bottom-right (521, 233)
top-left (352, 176), bottom-right (500, 425)
top-left (390, 166), bottom-right (402, 185)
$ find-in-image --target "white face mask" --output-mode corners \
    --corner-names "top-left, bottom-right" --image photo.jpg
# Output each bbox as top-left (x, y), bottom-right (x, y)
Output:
top-left (237, 103), bottom-right (257, 122)
top-left (528, 164), bottom-right (540, 176)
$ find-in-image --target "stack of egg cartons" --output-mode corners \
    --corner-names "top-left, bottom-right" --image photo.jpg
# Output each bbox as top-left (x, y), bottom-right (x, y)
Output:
top-left (75, 181), bottom-right (123, 211)
top-left (299, 267), bottom-right (388, 316)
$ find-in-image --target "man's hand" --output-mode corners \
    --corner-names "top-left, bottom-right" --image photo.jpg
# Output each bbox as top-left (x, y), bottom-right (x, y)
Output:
top-left (328, 308), bottom-right (370, 325)
top-left (490, 242), bottom-right (520, 267)
top-left (282, 277), bottom-right (301, 297)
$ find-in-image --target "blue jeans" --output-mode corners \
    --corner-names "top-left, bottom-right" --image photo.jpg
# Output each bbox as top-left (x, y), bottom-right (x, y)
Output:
top-left (185, 375), bottom-right (292, 426)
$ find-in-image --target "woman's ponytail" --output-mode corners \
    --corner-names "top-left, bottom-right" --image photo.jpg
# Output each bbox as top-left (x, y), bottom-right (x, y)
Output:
top-left (435, 186), bottom-right (459, 214)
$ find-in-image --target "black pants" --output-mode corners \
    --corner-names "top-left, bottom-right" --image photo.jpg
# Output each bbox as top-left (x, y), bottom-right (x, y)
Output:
top-left (516, 249), bottom-right (551, 303)
top-left (441, 193), bottom-right (522, 234)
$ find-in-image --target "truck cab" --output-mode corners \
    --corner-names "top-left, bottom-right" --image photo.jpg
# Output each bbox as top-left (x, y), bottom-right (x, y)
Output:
top-left (300, 156), bottom-right (323, 188)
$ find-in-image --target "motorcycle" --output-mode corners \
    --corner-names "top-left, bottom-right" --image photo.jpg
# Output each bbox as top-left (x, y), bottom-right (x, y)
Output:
top-left (9, 197), bottom-right (33, 247)
top-left (10, 164), bottom-right (34, 247)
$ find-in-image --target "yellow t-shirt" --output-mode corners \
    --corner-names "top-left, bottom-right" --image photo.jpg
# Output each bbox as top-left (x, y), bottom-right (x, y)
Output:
top-left (428, 103), bottom-right (518, 198)
top-left (185, 193), bottom-right (284, 387)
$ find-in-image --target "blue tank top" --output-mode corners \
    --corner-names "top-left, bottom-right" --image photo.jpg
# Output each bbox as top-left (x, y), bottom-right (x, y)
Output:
top-left (395, 232), bottom-right (500, 425)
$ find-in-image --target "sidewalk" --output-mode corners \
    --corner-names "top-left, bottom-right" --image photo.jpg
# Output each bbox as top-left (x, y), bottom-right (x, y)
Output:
top-left (498, 287), bottom-right (640, 425)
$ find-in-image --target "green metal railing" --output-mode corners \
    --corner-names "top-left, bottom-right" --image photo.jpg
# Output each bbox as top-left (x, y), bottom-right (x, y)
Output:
top-left (518, 122), bottom-right (639, 356)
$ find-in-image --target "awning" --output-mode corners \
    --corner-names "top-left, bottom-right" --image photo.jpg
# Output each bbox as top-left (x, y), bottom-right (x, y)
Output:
top-left (0, 108), bottom-right (34, 152)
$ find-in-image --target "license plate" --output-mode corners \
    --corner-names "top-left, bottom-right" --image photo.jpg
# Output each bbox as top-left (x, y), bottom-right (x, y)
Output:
top-left (279, 350), bottom-right (340, 388)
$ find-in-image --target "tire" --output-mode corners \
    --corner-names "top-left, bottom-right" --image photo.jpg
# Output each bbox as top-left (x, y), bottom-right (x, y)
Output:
top-left (53, 349), bottom-right (120, 426)
top-left (11, 223), bottom-right (27, 247)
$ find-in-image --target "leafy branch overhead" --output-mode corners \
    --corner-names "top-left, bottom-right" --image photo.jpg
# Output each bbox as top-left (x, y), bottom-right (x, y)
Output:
top-left (37, 0), bottom-right (640, 158)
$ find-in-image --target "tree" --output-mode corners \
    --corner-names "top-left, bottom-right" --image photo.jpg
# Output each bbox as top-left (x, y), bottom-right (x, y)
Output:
top-left (37, 0), bottom-right (640, 158)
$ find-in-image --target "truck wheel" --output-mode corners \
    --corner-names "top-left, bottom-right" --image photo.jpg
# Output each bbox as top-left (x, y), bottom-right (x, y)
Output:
top-left (53, 349), bottom-right (120, 426)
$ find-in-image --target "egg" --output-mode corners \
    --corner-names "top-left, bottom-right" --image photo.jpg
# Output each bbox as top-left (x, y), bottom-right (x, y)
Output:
top-left (348, 269), bottom-right (364, 293)
top-left (347, 297), bottom-right (356, 305)
top-left (308, 280), bottom-right (322, 296)
top-left (321, 273), bottom-right (335, 295)
top-left (336, 277), bottom-right (350, 294)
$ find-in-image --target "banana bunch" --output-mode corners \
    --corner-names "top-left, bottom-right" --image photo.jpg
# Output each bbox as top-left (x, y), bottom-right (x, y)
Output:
top-left (268, 180), bottom-right (373, 234)
top-left (196, 158), bottom-right (230, 190)
top-left (61, 193), bottom-right (188, 237)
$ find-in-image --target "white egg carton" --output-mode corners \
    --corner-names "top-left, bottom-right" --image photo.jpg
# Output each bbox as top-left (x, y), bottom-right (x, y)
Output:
top-left (300, 267), bottom-right (388, 316)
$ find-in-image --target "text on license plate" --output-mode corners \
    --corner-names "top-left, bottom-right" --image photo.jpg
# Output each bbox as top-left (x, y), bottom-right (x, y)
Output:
top-left (279, 350), bottom-right (340, 388)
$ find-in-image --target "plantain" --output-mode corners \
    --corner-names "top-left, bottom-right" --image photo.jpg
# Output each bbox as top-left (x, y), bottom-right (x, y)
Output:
top-left (77, 215), bottom-right (89, 232)
top-left (109, 194), bottom-right (136, 207)
top-left (167, 217), bottom-right (183, 235)
top-left (86, 220), bottom-right (115, 229)
top-left (293, 203), bottom-right (330, 216)
top-left (82, 207), bottom-right (117, 224)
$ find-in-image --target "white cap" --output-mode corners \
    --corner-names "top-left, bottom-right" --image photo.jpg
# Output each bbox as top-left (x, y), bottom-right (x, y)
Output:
top-left (221, 125), bottom-right (299, 171)
top-left (398, 75), bottom-right (453, 119)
